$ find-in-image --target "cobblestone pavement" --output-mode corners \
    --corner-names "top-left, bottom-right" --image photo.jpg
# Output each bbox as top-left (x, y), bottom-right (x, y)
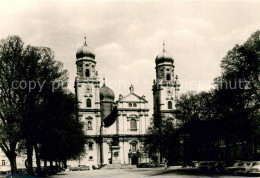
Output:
top-left (51, 167), bottom-right (256, 178)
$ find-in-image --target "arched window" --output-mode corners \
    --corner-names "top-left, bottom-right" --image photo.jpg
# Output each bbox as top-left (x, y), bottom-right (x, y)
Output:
top-left (130, 141), bottom-right (138, 152)
top-left (87, 99), bottom-right (91, 107)
top-left (168, 101), bottom-right (172, 109)
top-left (85, 69), bottom-right (90, 77)
top-left (88, 142), bottom-right (93, 150)
top-left (87, 121), bottom-right (92, 130)
top-left (166, 73), bottom-right (171, 81)
top-left (130, 119), bottom-right (137, 131)
top-left (166, 118), bottom-right (173, 127)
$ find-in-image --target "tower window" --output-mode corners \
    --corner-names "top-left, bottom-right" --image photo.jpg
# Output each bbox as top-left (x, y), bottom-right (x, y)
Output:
top-left (2, 160), bottom-right (5, 166)
top-left (85, 69), bottom-right (90, 77)
top-left (133, 103), bottom-right (137, 107)
top-left (89, 142), bottom-right (93, 150)
top-left (130, 119), bottom-right (137, 131)
top-left (166, 73), bottom-right (171, 81)
top-left (131, 144), bottom-right (137, 152)
top-left (87, 121), bottom-right (92, 130)
top-left (129, 103), bottom-right (132, 107)
top-left (168, 101), bottom-right (172, 109)
top-left (87, 98), bottom-right (91, 107)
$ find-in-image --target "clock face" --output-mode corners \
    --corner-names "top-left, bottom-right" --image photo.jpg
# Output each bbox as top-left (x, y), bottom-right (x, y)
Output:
top-left (166, 88), bottom-right (173, 96)
top-left (86, 85), bottom-right (92, 93)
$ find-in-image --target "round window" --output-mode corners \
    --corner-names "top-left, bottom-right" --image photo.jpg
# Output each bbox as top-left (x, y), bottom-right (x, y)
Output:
top-left (113, 152), bottom-right (119, 157)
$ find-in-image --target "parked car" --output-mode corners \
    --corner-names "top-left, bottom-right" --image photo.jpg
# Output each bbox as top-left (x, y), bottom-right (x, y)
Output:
top-left (198, 161), bottom-right (216, 172)
top-left (249, 161), bottom-right (260, 174)
top-left (192, 161), bottom-right (199, 168)
top-left (70, 166), bottom-right (81, 171)
top-left (224, 161), bottom-right (241, 173)
top-left (78, 165), bottom-right (90, 171)
top-left (234, 162), bottom-right (254, 174)
top-left (154, 163), bottom-right (164, 167)
top-left (92, 164), bottom-right (103, 170)
top-left (137, 163), bottom-right (152, 168)
top-left (213, 161), bottom-right (226, 173)
top-left (182, 161), bottom-right (199, 168)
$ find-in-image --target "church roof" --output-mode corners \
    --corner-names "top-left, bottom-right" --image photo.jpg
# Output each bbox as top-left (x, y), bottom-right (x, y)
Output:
top-left (118, 85), bottom-right (147, 103)
top-left (76, 37), bottom-right (95, 60)
top-left (155, 42), bottom-right (174, 65)
top-left (118, 92), bottom-right (147, 103)
top-left (100, 83), bottom-right (115, 102)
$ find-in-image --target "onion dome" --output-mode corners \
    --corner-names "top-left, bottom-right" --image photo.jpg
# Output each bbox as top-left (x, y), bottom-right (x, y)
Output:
top-left (155, 42), bottom-right (174, 65)
top-left (100, 82), bottom-right (115, 102)
top-left (76, 38), bottom-right (95, 59)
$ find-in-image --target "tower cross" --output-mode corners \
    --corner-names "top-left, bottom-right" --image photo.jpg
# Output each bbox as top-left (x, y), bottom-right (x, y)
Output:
top-left (163, 40), bottom-right (165, 51)
top-left (84, 34), bottom-right (87, 45)
top-left (103, 75), bottom-right (106, 85)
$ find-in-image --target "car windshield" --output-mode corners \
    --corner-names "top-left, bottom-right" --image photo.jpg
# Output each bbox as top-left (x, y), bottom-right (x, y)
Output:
top-left (252, 162), bottom-right (260, 166)
top-left (238, 163), bottom-right (244, 166)
top-left (233, 162), bottom-right (240, 166)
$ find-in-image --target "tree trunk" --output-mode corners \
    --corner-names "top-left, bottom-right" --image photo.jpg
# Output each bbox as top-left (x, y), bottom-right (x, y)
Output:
top-left (50, 160), bottom-right (54, 173)
top-left (34, 144), bottom-right (42, 176)
top-left (7, 151), bottom-right (17, 175)
top-left (225, 136), bottom-right (230, 161)
top-left (5, 141), bottom-right (18, 175)
top-left (43, 159), bottom-right (47, 176)
top-left (63, 159), bottom-right (67, 169)
top-left (26, 141), bottom-right (34, 175)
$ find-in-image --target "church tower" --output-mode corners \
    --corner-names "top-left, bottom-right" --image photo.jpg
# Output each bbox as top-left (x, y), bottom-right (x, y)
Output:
top-left (152, 43), bottom-right (180, 124)
top-left (74, 37), bottom-right (102, 166)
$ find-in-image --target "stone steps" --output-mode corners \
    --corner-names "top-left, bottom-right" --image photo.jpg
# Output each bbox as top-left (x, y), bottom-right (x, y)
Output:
top-left (102, 164), bottom-right (136, 169)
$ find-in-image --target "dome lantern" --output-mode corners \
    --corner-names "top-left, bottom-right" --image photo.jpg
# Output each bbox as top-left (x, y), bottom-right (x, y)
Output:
top-left (76, 36), bottom-right (95, 60)
top-left (155, 42), bottom-right (174, 65)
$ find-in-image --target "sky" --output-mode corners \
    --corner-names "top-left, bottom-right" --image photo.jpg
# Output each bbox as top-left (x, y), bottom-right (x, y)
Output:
top-left (0, 0), bottom-right (259, 114)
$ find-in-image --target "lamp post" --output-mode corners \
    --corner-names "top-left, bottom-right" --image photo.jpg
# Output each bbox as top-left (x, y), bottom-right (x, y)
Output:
top-left (99, 118), bottom-right (104, 166)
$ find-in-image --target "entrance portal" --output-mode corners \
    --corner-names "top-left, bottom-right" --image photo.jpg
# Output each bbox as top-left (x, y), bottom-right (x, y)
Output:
top-left (131, 155), bottom-right (138, 165)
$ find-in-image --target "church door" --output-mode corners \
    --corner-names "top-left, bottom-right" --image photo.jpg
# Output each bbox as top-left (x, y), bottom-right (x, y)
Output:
top-left (131, 155), bottom-right (138, 165)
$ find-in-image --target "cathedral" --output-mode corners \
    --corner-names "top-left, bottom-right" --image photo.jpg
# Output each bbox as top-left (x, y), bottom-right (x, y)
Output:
top-left (70, 39), bottom-right (150, 167)
top-left (67, 39), bottom-right (180, 168)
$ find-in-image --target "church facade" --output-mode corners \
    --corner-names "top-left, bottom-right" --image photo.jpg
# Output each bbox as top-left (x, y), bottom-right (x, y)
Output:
top-left (69, 39), bottom-right (151, 167)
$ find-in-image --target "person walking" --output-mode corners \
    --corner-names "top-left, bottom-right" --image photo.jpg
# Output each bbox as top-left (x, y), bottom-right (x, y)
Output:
top-left (164, 159), bottom-right (168, 170)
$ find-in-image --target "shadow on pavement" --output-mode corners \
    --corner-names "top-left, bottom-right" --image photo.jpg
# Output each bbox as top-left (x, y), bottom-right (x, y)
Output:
top-left (151, 168), bottom-right (260, 177)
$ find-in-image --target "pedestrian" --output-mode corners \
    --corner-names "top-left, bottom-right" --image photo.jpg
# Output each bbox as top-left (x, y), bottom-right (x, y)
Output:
top-left (164, 159), bottom-right (168, 170)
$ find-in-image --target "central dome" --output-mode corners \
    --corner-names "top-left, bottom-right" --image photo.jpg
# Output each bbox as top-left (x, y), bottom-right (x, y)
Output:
top-left (155, 49), bottom-right (174, 65)
top-left (76, 43), bottom-right (95, 60)
top-left (100, 83), bottom-right (115, 102)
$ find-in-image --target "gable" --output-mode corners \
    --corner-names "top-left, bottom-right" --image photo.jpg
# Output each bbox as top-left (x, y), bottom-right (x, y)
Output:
top-left (119, 93), bottom-right (147, 103)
